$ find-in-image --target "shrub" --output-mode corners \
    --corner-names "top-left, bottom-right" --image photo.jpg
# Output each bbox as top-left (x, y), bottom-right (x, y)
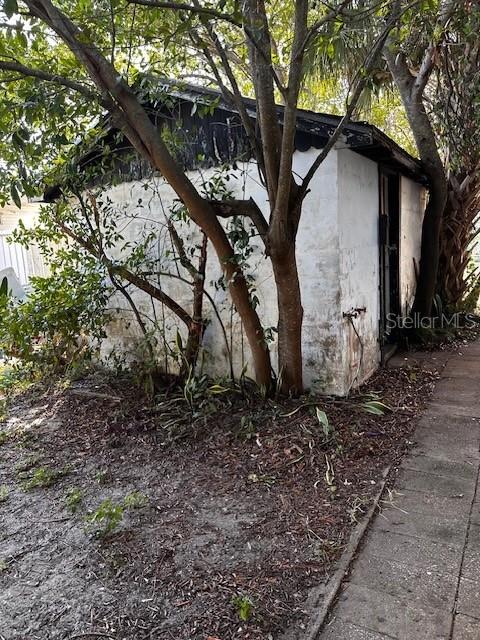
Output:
top-left (0, 260), bottom-right (109, 371)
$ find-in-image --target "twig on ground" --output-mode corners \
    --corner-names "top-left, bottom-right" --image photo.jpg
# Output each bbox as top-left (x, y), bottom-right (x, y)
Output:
top-left (69, 633), bottom-right (117, 640)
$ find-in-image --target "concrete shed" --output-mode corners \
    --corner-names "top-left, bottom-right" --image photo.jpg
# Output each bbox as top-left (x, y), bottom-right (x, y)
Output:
top-left (55, 84), bottom-right (427, 395)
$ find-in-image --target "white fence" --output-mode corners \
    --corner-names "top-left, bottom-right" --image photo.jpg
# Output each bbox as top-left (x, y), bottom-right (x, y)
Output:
top-left (0, 232), bottom-right (47, 286)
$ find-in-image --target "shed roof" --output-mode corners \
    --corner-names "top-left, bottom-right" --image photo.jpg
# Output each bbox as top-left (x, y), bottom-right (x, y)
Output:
top-left (45, 80), bottom-right (426, 200)
top-left (161, 81), bottom-right (426, 183)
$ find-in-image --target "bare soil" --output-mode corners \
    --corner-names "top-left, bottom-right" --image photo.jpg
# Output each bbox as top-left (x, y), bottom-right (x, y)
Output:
top-left (0, 356), bottom-right (445, 640)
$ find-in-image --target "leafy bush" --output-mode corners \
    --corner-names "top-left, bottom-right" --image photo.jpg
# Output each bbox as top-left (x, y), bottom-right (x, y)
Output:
top-left (123, 491), bottom-right (149, 509)
top-left (0, 260), bottom-right (109, 370)
top-left (459, 275), bottom-right (480, 314)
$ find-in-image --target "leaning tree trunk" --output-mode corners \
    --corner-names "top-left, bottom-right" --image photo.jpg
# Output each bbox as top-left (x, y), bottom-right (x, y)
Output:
top-left (437, 171), bottom-right (480, 308)
top-left (25, 0), bottom-right (273, 388)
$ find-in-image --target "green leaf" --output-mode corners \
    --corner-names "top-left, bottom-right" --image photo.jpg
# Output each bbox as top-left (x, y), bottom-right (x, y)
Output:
top-left (316, 407), bottom-right (334, 439)
top-left (316, 407), bottom-right (329, 428)
top-left (0, 277), bottom-right (9, 298)
top-left (360, 400), bottom-right (391, 415)
top-left (10, 184), bottom-right (21, 209)
top-left (175, 329), bottom-right (183, 352)
top-left (3, 0), bottom-right (18, 19)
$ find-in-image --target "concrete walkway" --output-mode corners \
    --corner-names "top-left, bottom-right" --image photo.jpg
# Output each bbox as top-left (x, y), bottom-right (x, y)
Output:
top-left (319, 342), bottom-right (480, 640)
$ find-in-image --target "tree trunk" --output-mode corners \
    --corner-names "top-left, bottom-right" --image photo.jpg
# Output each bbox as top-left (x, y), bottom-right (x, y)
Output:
top-left (384, 32), bottom-right (450, 317)
top-left (183, 233), bottom-right (208, 371)
top-left (411, 174), bottom-right (448, 315)
top-left (270, 245), bottom-right (303, 394)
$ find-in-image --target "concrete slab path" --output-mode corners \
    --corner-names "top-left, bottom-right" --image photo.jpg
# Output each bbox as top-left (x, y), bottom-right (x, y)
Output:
top-left (318, 342), bottom-right (480, 640)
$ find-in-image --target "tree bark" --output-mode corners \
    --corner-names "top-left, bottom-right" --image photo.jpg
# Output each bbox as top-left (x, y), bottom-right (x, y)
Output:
top-left (437, 172), bottom-right (480, 307)
top-left (184, 233), bottom-right (208, 370)
top-left (269, 241), bottom-right (303, 394)
top-left (383, 1), bottom-right (458, 317)
top-left (411, 174), bottom-right (448, 315)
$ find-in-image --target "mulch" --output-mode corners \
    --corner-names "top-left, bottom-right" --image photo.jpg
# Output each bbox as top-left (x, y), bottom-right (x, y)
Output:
top-left (0, 348), bottom-right (452, 639)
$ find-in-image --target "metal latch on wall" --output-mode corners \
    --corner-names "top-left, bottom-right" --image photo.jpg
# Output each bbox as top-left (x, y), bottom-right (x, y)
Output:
top-left (342, 307), bottom-right (366, 319)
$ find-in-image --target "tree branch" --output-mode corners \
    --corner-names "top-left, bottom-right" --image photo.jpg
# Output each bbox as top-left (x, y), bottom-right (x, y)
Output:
top-left (412, 0), bottom-right (457, 99)
top-left (188, 10), bottom-right (267, 183)
top-left (272, 0), bottom-right (308, 233)
top-left (130, 0), bottom-right (286, 98)
top-left (127, 0), bottom-right (242, 27)
top-left (295, 9), bottom-right (400, 206)
top-left (208, 197), bottom-right (268, 244)
top-left (0, 59), bottom-right (98, 100)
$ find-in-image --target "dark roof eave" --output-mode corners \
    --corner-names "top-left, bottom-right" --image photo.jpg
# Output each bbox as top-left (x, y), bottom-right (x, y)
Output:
top-left (161, 81), bottom-right (426, 183)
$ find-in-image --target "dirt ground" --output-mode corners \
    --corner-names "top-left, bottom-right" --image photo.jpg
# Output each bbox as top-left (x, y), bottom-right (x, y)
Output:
top-left (0, 351), bottom-right (449, 640)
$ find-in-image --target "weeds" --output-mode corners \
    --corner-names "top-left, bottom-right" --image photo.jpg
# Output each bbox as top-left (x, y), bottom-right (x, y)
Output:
top-left (15, 428), bottom-right (37, 449)
top-left (0, 363), bottom-right (36, 397)
top-left (347, 496), bottom-right (368, 523)
top-left (1, 425), bottom-right (36, 449)
top-left (123, 491), bottom-right (149, 509)
top-left (95, 470), bottom-right (113, 485)
top-left (21, 466), bottom-right (65, 491)
top-left (231, 594), bottom-right (253, 622)
top-left (153, 371), bottom-right (239, 440)
top-left (359, 394), bottom-right (391, 415)
top-left (316, 407), bottom-right (335, 442)
top-left (15, 454), bottom-right (42, 473)
top-left (314, 407), bottom-right (344, 454)
top-left (86, 499), bottom-right (124, 537)
top-left (316, 407), bottom-right (329, 433)
top-left (311, 537), bottom-right (342, 563)
top-left (65, 488), bottom-right (83, 513)
top-left (236, 415), bottom-right (256, 441)
top-left (0, 485), bottom-right (9, 503)
top-left (86, 491), bottom-right (149, 537)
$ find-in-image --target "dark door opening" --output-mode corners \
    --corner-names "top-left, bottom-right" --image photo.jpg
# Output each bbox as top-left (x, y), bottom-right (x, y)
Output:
top-left (379, 171), bottom-right (400, 361)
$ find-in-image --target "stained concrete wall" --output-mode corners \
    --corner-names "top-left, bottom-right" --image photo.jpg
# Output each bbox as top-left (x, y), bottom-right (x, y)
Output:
top-left (96, 148), bottom-right (425, 395)
top-left (98, 148), bottom-right (344, 392)
top-left (336, 149), bottom-right (381, 395)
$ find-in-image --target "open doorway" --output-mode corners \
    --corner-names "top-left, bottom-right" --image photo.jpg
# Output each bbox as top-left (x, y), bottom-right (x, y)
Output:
top-left (379, 170), bottom-right (400, 362)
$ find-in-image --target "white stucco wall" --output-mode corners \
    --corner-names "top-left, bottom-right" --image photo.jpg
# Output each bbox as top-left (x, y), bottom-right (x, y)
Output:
top-left (337, 149), bottom-right (381, 394)
top-left (98, 148), bottom-right (348, 392)
top-left (399, 176), bottom-right (426, 315)
top-left (295, 149), bottom-right (343, 392)
top-left (96, 148), bottom-right (424, 395)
